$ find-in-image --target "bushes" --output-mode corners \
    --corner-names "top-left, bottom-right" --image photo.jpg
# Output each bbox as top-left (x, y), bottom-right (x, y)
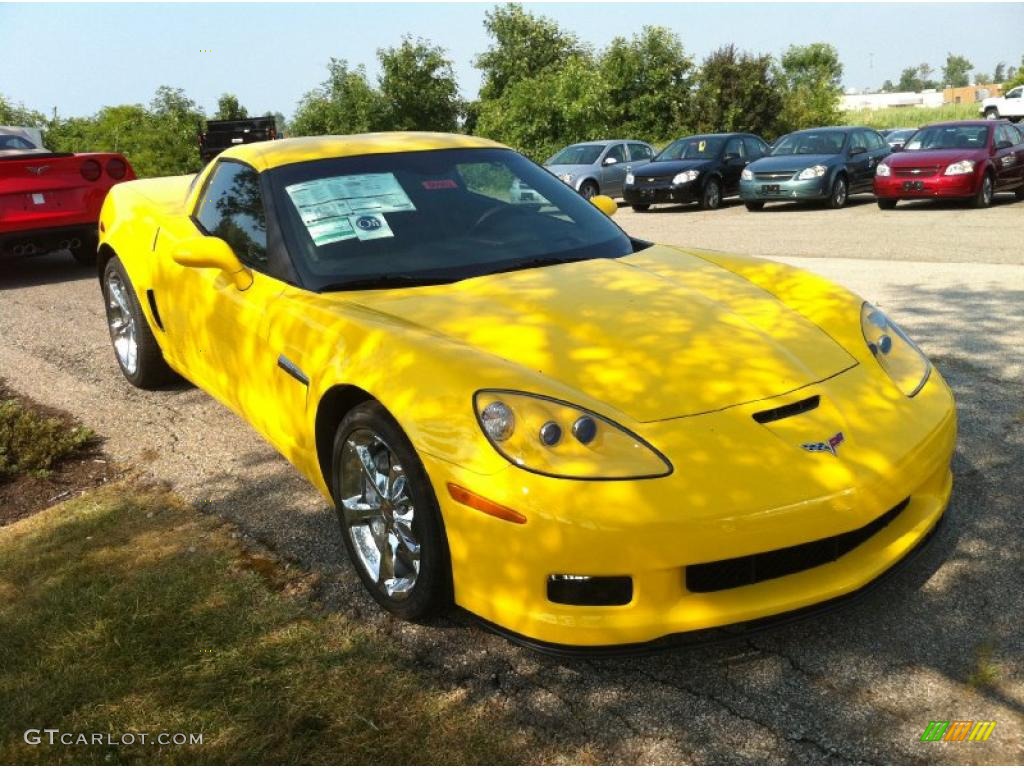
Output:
top-left (0, 392), bottom-right (94, 480)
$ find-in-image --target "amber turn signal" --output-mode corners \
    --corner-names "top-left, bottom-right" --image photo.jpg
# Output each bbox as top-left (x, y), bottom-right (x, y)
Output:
top-left (447, 483), bottom-right (527, 524)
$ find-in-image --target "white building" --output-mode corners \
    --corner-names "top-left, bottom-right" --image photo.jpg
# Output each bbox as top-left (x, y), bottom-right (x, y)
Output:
top-left (840, 90), bottom-right (945, 111)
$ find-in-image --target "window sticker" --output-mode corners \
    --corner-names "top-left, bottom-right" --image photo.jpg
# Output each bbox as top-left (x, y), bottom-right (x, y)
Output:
top-left (285, 173), bottom-right (414, 245)
top-left (422, 179), bottom-right (458, 190)
top-left (698, 140), bottom-right (707, 153)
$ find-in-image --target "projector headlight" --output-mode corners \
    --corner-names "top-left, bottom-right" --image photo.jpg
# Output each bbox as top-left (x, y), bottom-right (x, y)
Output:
top-left (672, 170), bottom-right (700, 185)
top-left (741, 168), bottom-right (753, 181)
top-left (474, 390), bottom-right (672, 479)
top-left (860, 303), bottom-right (931, 397)
top-left (876, 162), bottom-right (891, 177)
top-left (797, 164), bottom-right (828, 180)
top-left (944, 160), bottom-right (975, 176)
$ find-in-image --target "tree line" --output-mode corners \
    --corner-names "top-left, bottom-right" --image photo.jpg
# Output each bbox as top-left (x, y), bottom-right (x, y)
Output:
top-left (12, 5), bottom-right (1016, 179)
top-left (881, 53), bottom-right (1024, 92)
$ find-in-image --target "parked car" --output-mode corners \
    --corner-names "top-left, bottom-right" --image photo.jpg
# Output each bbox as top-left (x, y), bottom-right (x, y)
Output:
top-left (0, 127), bottom-right (135, 263)
top-left (545, 140), bottom-right (655, 199)
top-left (884, 128), bottom-right (918, 151)
top-left (96, 132), bottom-right (955, 649)
top-left (739, 126), bottom-right (891, 210)
top-left (623, 133), bottom-right (770, 211)
top-left (980, 85), bottom-right (1024, 122)
top-left (874, 121), bottom-right (1024, 208)
top-left (198, 116), bottom-right (279, 164)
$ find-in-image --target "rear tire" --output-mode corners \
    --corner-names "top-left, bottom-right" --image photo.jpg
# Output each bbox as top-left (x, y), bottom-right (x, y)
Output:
top-left (826, 175), bottom-right (848, 209)
top-left (971, 173), bottom-right (994, 208)
top-left (744, 201), bottom-right (765, 212)
top-left (102, 256), bottom-right (177, 389)
top-left (332, 401), bottom-right (452, 622)
top-left (579, 180), bottom-right (599, 200)
top-left (877, 199), bottom-right (898, 210)
top-left (631, 204), bottom-right (651, 212)
top-left (700, 177), bottom-right (722, 210)
top-left (984, 108), bottom-right (999, 120)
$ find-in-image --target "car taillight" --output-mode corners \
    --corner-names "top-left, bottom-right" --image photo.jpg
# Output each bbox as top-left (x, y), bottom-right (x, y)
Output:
top-left (81, 159), bottom-right (102, 181)
top-left (106, 158), bottom-right (127, 180)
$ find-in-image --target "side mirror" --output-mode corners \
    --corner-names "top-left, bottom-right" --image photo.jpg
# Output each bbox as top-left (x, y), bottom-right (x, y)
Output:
top-left (849, 146), bottom-right (867, 156)
top-left (602, 156), bottom-right (618, 166)
top-left (173, 236), bottom-right (252, 290)
top-left (590, 194), bottom-right (617, 217)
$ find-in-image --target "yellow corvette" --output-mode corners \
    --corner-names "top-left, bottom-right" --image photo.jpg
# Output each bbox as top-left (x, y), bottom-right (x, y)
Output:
top-left (97, 133), bottom-right (956, 649)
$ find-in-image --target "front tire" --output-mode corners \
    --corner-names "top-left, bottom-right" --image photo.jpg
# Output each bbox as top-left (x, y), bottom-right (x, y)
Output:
top-left (826, 175), bottom-right (848, 209)
top-left (971, 173), bottom-right (994, 208)
top-left (877, 199), bottom-right (898, 210)
top-left (744, 201), bottom-right (765, 212)
top-left (631, 204), bottom-right (651, 212)
top-left (579, 180), bottom-right (599, 200)
top-left (102, 257), bottom-right (176, 389)
top-left (332, 402), bottom-right (452, 621)
top-left (700, 177), bottom-right (722, 210)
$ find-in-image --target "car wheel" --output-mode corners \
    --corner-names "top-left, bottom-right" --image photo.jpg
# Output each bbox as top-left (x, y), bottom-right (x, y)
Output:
top-left (984, 108), bottom-right (999, 120)
top-left (877, 199), bottom-right (898, 210)
top-left (826, 175), bottom-right (848, 209)
top-left (102, 257), bottom-right (177, 389)
top-left (700, 177), bottom-right (722, 210)
top-left (332, 401), bottom-right (452, 621)
top-left (631, 204), bottom-right (651, 212)
top-left (1015, 185), bottom-right (1024, 200)
top-left (70, 236), bottom-right (98, 265)
top-left (579, 180), bottom-right (599, 200)
top-left (744, 201), bottom-right (765, 212)
top-left (971, 173), bottom-right (994, 208)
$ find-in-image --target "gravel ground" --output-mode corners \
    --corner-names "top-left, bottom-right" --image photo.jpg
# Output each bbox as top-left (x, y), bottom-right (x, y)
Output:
top-left (1, 205), bottom-right (1022, 763)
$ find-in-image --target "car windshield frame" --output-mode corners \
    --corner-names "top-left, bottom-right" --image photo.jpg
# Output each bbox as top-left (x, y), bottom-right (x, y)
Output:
top-left (548, 144), bottom-right (605, 165)
top-left (901, 124), bottom-right (991, 152)
top-left (770, 130), bottom-right (849, 156)
top-left (267, 147), bottom-right (639, 293)
top-left (653, 136), bottom-right (726, 161)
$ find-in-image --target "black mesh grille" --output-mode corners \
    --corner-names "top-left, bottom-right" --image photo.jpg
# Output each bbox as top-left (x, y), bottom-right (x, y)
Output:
top-left (686, 497), bottom-right (911, 593)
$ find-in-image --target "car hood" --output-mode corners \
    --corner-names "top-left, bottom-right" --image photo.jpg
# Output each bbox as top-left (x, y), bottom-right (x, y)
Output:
top-left (544, 163), bottom-right (597, 177)
top-left (343, 245), bottom-right (857, 423)
top-left (886, 148), bottom-right (985, 167)
top-left (749, 154), bottom-right (839, 172)
top-left (631, 159), bottom-right (715, 176)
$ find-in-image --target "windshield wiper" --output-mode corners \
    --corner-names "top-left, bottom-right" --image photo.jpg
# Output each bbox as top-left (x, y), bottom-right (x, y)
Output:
top-left (318, 274), bottom-right (455, 292)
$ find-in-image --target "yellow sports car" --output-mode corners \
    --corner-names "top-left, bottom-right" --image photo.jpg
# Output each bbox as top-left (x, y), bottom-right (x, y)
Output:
top-left (97, 133), bottom-right (956, 649)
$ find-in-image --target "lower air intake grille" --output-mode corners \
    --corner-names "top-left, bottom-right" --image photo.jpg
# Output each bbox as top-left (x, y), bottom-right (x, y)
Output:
top-left (685, 497), bottom-right (911, 593)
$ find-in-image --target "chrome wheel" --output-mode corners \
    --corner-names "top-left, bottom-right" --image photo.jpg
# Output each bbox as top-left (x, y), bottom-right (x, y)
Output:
top-left (704, 179), bottom-right (721, 209)
top-left (982, 175), bottom-right (993, 206)
top-left (340, 429), bottom-right (420, 599)
top-left (833, 178), bottom-right (848, 207)
top-left (105, 272), bottom-right (138, 375)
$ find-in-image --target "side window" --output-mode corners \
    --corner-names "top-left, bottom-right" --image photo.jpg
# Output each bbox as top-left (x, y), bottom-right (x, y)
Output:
top-left (866, 131), bottom-right (886, 150)
top-left (852, 130), bottom-right (871, 151)
top-left (628, 143), bottom-right (652, 162)
top-left (1008, 87), bottom-right (1022, 99)
top-left (743, 137), bottom-right (768, 159)
top-left (996, 124), bottom-right (1015, 147)
top-left (604, 144), bottom-right (626, 164)
top-left (194, 161), bottom-right (268, 268)
top-left (724, 137), bottom-right (745, 158)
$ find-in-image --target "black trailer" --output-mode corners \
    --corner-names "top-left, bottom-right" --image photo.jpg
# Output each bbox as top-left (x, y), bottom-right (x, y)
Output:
top-left (198, 117), bottom-right (279, 163)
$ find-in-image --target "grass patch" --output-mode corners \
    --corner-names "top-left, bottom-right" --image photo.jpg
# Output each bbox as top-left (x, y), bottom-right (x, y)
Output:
top-left (842, 103), bottom-right (981, 130)
top-left (0, 484), bottom-right (537, 764)
top-left (0, 385), bottom-right (94, 480)
top-left (967, 642), bottom-right (1001, 689)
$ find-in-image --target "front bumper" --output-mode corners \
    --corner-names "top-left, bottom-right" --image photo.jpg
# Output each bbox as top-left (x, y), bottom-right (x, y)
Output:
top-left (429, 362), bottom-right (956, 647)
top-left (874, 173), bottom-right (977, 200)
top-left (740, 176), bottom-right (830, 202)
top-left (623, 182), bottom-right (699, 206)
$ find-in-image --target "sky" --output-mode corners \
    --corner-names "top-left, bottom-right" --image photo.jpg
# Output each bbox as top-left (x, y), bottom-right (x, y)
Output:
top-left (2, 2), bottom-right (1022, 120)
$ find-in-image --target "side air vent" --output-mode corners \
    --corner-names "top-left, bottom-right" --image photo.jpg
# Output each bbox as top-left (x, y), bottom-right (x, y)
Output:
top-left (752, 395), bottom-right (820, 424)
top-left (146, 289), bottom-right (164, 330)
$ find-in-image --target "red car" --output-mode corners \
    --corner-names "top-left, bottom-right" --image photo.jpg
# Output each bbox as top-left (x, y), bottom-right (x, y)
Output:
top-left (0, 127), bottom-right (135, 264)
top-left (874, 120), bottom-right (1024, 209)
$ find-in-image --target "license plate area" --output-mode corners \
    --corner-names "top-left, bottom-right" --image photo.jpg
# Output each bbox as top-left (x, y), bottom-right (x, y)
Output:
top-left (761, 184), bottom-right (781, 193)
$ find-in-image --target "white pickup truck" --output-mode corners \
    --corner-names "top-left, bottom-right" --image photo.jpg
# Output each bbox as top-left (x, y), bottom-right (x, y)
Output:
top-left (980, 85), bottom-right (1024, 121)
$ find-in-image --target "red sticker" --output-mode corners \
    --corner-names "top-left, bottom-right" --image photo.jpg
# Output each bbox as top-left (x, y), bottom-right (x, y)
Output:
top-left (422, 179), bottom-right (458, 190)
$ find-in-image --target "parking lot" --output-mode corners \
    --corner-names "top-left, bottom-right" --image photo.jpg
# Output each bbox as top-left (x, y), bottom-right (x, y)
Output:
top-left (1, 199), bottom-right (1022, 762)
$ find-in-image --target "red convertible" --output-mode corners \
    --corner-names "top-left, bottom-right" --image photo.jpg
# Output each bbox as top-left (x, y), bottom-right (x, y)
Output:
top-left (874, 120), bottom-right (1024, 208)
top-left (0, 127), bottom-right (136, 264)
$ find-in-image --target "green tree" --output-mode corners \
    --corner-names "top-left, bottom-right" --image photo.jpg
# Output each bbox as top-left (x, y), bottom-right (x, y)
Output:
top-left (880, 79), bottom-right (895, 92)
top-left (993, 62), bottom-right (1006, 83)
top-left (377, 36), bottom-right (462, 132)
top-left (1004, 56), bottom-right (1024, 89)
top-left (691, 45), bottom-right (784, 138)
top-left (599, 26), bottom-right (694, 141)
top-left (291, 59), bottom-right (383, 136)
top-left (942, 53), bottom-right (973, 87)
top-left (897, 67), bottom-right (922, 91)
top-left (475, 4), bottom-right (584, 101)
top-left (214, 93), bottom-right (248, 120)
top-left (973, 72), bottom-right (991, 85)
top-left (0, 94), bottom-right (46, 126)
top-left (777, 43), bottom-right (843, 133)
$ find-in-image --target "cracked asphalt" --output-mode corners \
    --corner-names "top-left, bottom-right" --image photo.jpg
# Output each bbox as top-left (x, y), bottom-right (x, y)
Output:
top-left (1, 199), bottom-right (1022, 763)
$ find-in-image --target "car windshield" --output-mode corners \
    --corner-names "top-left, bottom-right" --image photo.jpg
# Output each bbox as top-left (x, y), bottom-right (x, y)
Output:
top-left (270, 147), bottom-right (637, 291)
top-left (903, 125), bottom-right (989, 151)
top-left (654, 137), bottom-right (724, 160)
top-left (771, 131), bottom-right (847, 156)
top-left (548, 144), bottom-right (604, 165)
top-left (889, 129), bottom-right (916, 142)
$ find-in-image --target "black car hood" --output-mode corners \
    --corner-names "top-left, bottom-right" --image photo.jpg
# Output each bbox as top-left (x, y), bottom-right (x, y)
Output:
top-left (632, 159), bottom-right (716, 175)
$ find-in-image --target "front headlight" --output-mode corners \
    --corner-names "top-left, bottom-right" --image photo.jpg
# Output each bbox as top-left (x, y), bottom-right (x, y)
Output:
top-left (876, 162), bottom-right (891, 177)
top-left (944, 160), bottom-right (975, 176)
top-left (797, 164), bottom-right (828, 180)
top-left (474, 390), bottom-right (672, 479)
top-left (672, 170), bottom-right (700, 185)
top-left (625, 172), bottom-right (634, 185)
top-left (860, 303), bottom-right (931, 397)
top-left (741, 168), bottom-right (753, 181)
top-left (558, 173), bottom-right (574, 185)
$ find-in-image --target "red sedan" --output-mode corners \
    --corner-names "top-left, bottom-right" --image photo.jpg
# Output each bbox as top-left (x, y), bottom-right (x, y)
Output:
top-left (0, 128), bottom-right (135, 264)
top-left (874, 120), bottom-right (1024, 209)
